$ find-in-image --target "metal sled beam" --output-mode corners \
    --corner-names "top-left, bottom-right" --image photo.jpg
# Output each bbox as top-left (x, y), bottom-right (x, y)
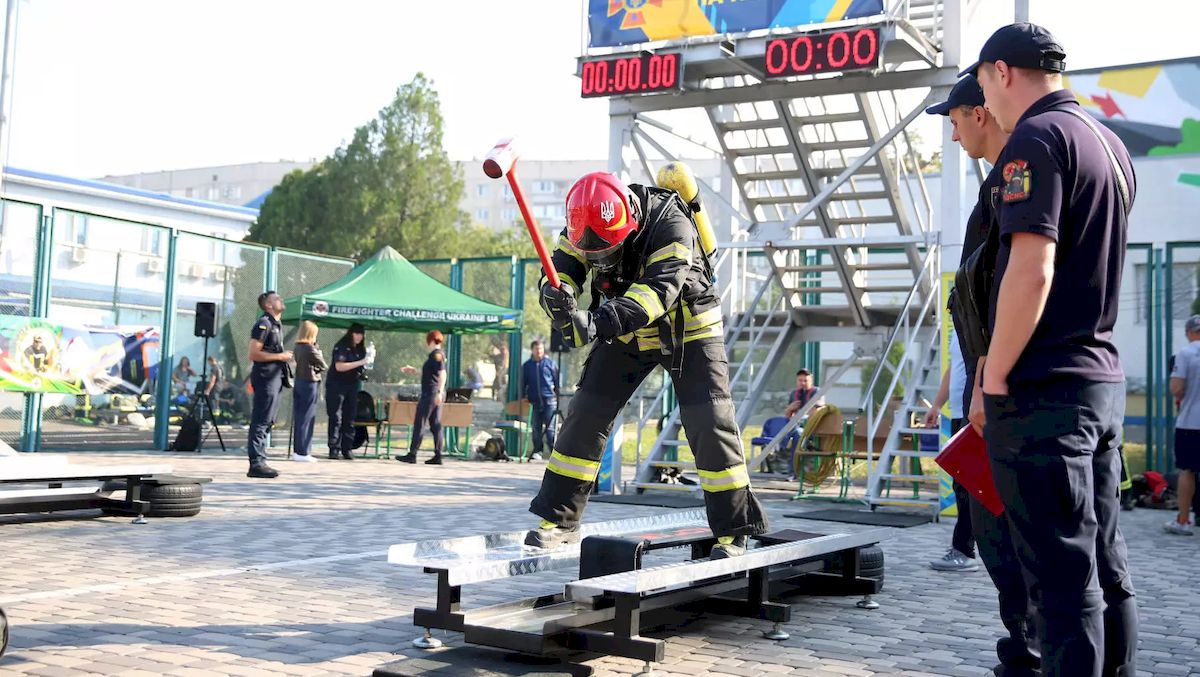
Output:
top-left (567, 528), bottom-right (891, 600)
top-left (388, 509), bottom-right (708, 586)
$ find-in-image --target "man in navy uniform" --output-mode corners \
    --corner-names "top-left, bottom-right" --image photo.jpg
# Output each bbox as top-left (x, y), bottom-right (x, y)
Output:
top-left (521, 340), bottom-right (559, 462)
top-left (966, 23), bottom-right (1137, 677)
top-left (926, 74), bottom-right (1039, 675)
top-left (247, 291), bottom-right (292, 478)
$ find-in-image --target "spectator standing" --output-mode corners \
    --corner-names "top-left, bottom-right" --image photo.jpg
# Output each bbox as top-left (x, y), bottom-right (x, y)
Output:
top-left (521, 340), bottom-right (560, 462)
top-left (326, 323), bottom-right (369, 460)
top-left (204, 356), bottom-right (223, 398)
top-left (489, 338), bottom-right (509, 401)
top-left (246, 291), bottom-right (293, 479)
top-left (1165, 314), bottom-right (1200, 534)
top-left (968, 23), bottom-right (1137, 676)
top-left (291, 321), bottom-right (328, 462)
top-left (398, 330), bottom-right (447, 465)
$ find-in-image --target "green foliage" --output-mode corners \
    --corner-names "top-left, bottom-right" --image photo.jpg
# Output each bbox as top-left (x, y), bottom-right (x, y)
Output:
top-left (860, 340), bottom-right (906, 410)
top-left (249, 73), bottom-right (527, 262)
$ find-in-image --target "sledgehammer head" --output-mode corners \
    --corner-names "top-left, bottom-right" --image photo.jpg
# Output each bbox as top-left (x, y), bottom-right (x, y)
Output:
top-left (482, 137), bottom-right (519, 179)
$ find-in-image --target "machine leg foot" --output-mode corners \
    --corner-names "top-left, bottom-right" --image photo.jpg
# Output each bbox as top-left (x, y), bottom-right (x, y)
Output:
top-left (132, 514), bottom-right (148, 525)
top-left (763, 622), bottom-right (790, 640)
top-left (856, 595), bottom-right (879, 610)
top-left (634, 661), bottom-right (656, 677)
top-left (411, 629), bottom-right (443, 650)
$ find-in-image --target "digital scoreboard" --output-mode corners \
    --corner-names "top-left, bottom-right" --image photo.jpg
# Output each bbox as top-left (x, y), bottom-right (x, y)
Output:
top-left (579, 25), bottom-right (884, 98)
top-left (760, 26), bottom-right (882, 78)
top-left (580, 52), bottom-right (682, 98)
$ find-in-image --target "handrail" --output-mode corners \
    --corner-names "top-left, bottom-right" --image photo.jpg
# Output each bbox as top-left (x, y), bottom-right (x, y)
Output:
top-left (857, 245), bottom-right (939, 427)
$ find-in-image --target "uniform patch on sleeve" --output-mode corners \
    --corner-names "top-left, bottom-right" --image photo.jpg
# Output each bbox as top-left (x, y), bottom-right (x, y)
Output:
top-left (1001, 160), bottom-right (1031, 203)
top-left (434, 352), bottom-right (443, 362)
top-left (257, 324), bottom-right (267, 331)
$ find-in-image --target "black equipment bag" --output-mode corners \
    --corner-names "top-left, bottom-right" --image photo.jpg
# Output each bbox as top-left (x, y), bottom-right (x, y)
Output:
top-left (355, 390), bottom-right (377, 422)
top-left (170, 416), bottom-right (201, 452)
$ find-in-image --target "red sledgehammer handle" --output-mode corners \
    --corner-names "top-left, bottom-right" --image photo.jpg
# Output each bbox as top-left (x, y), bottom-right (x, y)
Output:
top-left (506, 167), bottom-right (562, 290)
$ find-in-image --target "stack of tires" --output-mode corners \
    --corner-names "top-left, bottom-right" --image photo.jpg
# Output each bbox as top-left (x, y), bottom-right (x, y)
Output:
top-left (100, 480), bottom-right (204, 518)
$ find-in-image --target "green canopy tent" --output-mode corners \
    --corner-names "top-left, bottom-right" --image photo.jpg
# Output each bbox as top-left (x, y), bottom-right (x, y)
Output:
top-left (281, 246), bottom-right (522, 334)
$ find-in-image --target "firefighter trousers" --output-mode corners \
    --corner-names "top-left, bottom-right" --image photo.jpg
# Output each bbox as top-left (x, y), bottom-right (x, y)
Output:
top-left (529, 337), bottom-right (768, 537)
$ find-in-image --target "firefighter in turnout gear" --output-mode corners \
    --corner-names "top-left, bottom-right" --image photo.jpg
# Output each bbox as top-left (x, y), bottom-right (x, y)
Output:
top-left (527, 172), bottom-right (768, 559)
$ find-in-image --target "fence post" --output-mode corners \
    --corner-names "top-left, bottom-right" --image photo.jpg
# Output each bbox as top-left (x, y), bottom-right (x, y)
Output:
top-left (447, 259), bottom-right (463, 389)
top-left (21, 209), bottom-right (54, 451)
top-left (505, 256), bottom-right (525, 453)
top-left (1163, 243), bottom-right (1176, 472)
top-left (153, 229), bottom-right (180, 451)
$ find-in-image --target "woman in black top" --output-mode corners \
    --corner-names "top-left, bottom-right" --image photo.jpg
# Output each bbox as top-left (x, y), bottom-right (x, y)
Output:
top-left (326, 323), bottom-right (369, 460)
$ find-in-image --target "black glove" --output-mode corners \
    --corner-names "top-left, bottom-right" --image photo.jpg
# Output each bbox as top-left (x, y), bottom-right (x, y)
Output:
top-left (563, 310), bottom-right (597, 348)
top-left (540, 281), bottom-right (577, 327)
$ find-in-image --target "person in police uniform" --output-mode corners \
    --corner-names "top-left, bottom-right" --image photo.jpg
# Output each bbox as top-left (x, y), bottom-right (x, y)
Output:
top-left (326, 323), bottom-right (369, 460)
top-left (398, 330), bottom-right (447, 465)
top-left (527, 172), bottom-right (768, 559)
top-left (966, 23), bottom-right (1137, 677)
top-left (247, 291), bottom-right (293, 478)
top-left (926, 75), bottom-right (1040, 675)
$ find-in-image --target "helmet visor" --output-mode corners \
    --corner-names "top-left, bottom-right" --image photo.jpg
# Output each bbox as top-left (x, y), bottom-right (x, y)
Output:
top-left (583, 242), bottom-right (623, 271)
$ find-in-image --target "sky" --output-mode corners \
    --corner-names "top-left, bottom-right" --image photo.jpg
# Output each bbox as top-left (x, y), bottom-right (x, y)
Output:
top-left (3, 0), bottom-right (1199, 179)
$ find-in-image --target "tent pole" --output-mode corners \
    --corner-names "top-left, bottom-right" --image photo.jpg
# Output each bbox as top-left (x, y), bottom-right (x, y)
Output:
top-left (505, 256), bottom-right (525, 454)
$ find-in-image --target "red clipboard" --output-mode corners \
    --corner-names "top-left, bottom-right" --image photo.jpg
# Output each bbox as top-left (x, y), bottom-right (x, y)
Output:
top-left (935, 425), bottom-right (1005, 516)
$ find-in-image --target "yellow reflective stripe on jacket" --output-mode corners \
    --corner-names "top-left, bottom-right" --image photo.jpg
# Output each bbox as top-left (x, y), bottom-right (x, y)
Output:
top-left (682, 306), bottom-right (721, 332)
top-left (547, 451), bottom-right (600, 482)
top-left (697, 465), bottom-right (751, 493)
top-left (646, 241), bottom-right (692, 267)
top-left (556, 235), bottom-right (587, 267)
top-left (623, 283), bottom-right (667, 324)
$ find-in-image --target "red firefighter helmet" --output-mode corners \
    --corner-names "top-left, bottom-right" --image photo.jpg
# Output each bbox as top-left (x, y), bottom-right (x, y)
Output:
top-left (564, 172), bottom-right (639, 271)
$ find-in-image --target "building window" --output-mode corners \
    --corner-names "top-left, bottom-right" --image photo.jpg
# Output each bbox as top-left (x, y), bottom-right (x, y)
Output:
top-left (142, 229), bottom-right (163, 255)
top-left (223, 186), bottom-right (242, 200)
top-left (503, 184), bottom-right (514, 203)
top-left (61, 213), bottom-right (87, 245)
top-left (533, 180), bottom-right (556, 194)
top-left (185, 187), bottom-right (194, 198)
top-left (501, 208), bottom-right (518, 222)
top-left (475, 208), bottom-right (489, 221)
top-left (209, 233), bottom-right (228, 263)
top-left (207, 186), bottom-right (220, 201)
top-left (476, 184), bottom-right (489, 197)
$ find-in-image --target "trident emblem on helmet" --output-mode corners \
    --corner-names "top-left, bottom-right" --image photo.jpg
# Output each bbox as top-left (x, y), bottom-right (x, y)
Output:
top-left (599, 201), bottom-right (615, 224)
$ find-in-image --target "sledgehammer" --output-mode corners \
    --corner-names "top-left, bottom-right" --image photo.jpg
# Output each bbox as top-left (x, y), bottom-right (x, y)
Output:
top-left (482, 137), bottom-right (562, 289)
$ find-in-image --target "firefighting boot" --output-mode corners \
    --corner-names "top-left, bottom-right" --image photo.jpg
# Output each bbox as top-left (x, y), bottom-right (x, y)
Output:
top-left (709, 535), bottom-right (748, 560)
top-left (524, 519), bottom-right (581, 550)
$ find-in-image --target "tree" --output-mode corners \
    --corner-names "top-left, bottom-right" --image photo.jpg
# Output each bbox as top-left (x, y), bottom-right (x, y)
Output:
top-left (250, 73), bottom-right (524, 262)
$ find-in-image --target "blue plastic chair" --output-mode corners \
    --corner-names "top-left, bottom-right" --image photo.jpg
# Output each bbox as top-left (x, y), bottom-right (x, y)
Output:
top-left (751, 416), bottom-right (800, 473)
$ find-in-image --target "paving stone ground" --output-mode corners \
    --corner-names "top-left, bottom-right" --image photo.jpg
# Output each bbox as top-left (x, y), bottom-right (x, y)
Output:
top-left (1, 450), bottom-right (1197, 676)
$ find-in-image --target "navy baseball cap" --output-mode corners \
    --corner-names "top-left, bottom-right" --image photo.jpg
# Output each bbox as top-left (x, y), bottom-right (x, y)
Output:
top-left (925, 74), bottom-right (986, 115)
top-left (960, 22), bottom-right (1066, 77)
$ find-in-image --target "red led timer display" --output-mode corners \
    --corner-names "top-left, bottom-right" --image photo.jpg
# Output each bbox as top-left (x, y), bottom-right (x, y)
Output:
top-left (761, 26), bottom-right (881, 78)
top-left (580, 52), bottom-right (682, 98)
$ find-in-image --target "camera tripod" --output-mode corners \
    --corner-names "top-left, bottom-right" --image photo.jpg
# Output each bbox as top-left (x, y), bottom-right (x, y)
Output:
top-left (189, 336), bottom-right (226, 453)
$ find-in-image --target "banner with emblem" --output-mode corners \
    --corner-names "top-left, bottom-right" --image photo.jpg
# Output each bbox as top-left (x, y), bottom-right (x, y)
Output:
top-left (0, 316), bottom-right (161, 395)
top-left (587, 0), bottom-right (885, 49)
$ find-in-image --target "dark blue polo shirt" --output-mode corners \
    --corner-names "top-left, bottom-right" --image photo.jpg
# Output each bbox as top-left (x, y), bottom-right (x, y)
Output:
top-left (988, 90), bottom-right (1135, 385)
top-left (522, 357), bottom-right (559, 405)
top-left (960, 163), bottom-right (1003, 268)
top-left (328, 339), bottom-right (365, 387)
top-left (250, 313), bottom-right (284, 380)
top-left (420, 348), bottom-right (446, 398)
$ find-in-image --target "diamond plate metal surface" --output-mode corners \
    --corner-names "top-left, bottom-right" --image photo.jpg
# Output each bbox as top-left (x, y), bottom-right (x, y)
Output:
top-left (388, 509), bottom-right (708, 586)
top-left (566, 527), bottom-right (894, 599)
